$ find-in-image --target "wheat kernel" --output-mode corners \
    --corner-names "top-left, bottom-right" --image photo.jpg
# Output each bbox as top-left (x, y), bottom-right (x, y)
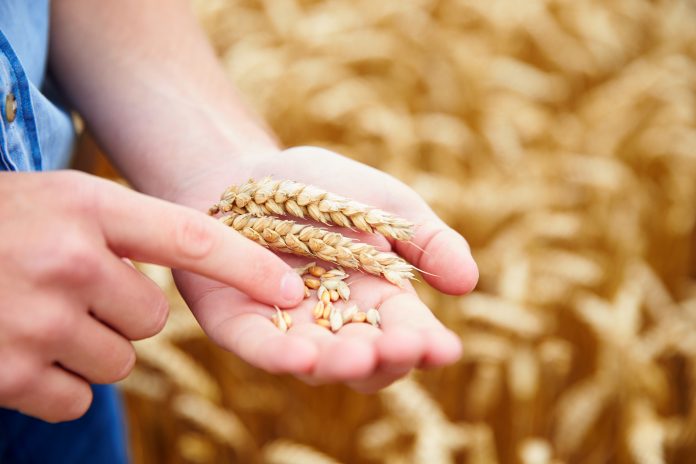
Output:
top-left (312, 301), bottom-right (325, 319)
top-left (320, 287), bottom-right (331, 305)
top-left (366, 308), bottom-right (381, 327)
top-left (322, 302), bottom-right (332, 319)
top-left (304, 277), bottom-right (321, 289)
top-left (316, 319), bottom-right (331, 329)
top-left (329, 290), bottom-right (339, 302)
top-left (337, 282), bottom-right (350, 301)
top-left (342, 305), bottom-right (358, 323)
top-left (282, 311), bottom-right (293, 329)
top-left (321, 279), bottom-right (340, 291)
top-left (271, 306), bottom-right (288, 332)
top-left (322, 268), bottom-right (347, 280)
top-left (308, 265), bottom-right (327, 277)
top-left (352, 312), bottom-right (367, 323)
top-left (293, 262), bottom-right (316, 276)
top-left (330, 309), bottom-right (344, 332)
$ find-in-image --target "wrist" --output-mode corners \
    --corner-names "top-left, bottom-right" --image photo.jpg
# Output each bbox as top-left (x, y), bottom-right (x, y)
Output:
top-left (161, 148), bottom-right (282, 212)
top-left (124, 115), bottom-right (282, 205)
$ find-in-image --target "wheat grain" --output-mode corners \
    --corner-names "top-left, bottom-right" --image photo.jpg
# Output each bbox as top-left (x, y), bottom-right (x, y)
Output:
top-left (320, 279), bottom-right (340, 290)
top-left (308, 265), bottom-right (327, 277)
top-left (366, 308), bottom-right (381, 328)
top-left (342, 304), bottom-right (358, 323)
top-left (329, 307), bottom-right (344, 332)
top-left (337, 281), bottom-right (350, 301)
top-left (352, 312), bottom-right (367, 323)
top-left (293, 262), bottom-right (316, 276)
top-left (329, 289), bottom-right (339, 302)
top-left (282, 310), bottom-right (293, 328)
top-left (312, 301), bottom-right (325, 319)
top-left (318, 285), bottom-right (331, 304)
top-left (321, 268), bottom-right (347, 280)
top-left (213, 177), bottom-right (415, 241)
top-left (322, 302), bottom-right (332, 320)
top-left (220, 213), bottom-right (415, 286)
top-left (271, 306), bottom-right (291, 333)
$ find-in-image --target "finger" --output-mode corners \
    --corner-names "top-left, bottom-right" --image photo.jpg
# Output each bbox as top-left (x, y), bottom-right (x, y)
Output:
top-left (395, 220), bottom-right (478, 295)
top-left (212, 312), bottom-right (318, 374)
top-left (55, 316), bottom-right (135, 384)
top-left (94, 179), bottom-right (305, 307)
top-left (419, 328), bottom-right (463, 369)
top-left (180, 274), bottom-right (318, 374)
top-left (87, 253), bottom-right (169, 340)
top-left (13, 366), bottom-right (93, 423)
top-left (337, 323), bottom-right (424, 373)
top-left (379, 293), bottom-right (462, 368)
top-left (337, 322), bottom-right (424, 392)
top-left (348, 367), bottom-right (410, 393)
top-left (291, 323), bottom-right (377, 383)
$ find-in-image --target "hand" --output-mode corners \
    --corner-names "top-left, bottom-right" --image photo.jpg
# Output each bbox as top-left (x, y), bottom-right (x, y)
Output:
top-left (0, 170), bottom-right (304, 422)
top-left (172, 147), bottom-right (478, 392)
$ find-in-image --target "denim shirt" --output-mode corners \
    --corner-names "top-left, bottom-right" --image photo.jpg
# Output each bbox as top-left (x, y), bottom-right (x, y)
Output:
top-left (0, 2), bottom-right (128, 463)
top-left (0, 0), bottom-right (74, 171)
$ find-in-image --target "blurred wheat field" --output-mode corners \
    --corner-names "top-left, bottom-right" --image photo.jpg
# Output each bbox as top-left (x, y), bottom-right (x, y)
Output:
top-left (117, 0), bottom-right (696, 462)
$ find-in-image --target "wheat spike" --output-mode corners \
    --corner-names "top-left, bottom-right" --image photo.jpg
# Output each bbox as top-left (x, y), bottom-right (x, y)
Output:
top-left (220, 213), bottom-right (414, 286)
top-left (212, 177), bottom-right (415, 241)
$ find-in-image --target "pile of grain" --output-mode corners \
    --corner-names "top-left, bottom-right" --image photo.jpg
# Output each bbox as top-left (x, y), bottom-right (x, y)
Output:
top-left (120, 0), bottom-right (696, 462)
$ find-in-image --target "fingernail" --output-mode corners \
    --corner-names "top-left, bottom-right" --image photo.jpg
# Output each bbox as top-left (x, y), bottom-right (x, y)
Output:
top-left (280, 271), bottom-right (304, 303)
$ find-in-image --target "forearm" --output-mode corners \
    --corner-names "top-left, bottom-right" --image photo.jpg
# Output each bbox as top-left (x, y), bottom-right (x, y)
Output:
top-left (49, 0), bottom-right (278, 200)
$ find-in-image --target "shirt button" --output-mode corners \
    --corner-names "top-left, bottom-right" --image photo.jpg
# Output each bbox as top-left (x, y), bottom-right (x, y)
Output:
top-left (5, 93), bottom-right (17, 123)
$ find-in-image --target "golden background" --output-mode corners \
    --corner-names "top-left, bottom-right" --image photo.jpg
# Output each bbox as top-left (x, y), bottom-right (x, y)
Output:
top-left (94, 0), bottom-right (696, 462)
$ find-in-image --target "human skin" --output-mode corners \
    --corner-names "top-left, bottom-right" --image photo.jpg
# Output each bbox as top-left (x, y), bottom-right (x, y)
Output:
top-left (0, 170), bottom-right (305, 422)
top-left (0, 0), bottom-right (481, 421)
top-left (171, 148), bottom-right (479, 392)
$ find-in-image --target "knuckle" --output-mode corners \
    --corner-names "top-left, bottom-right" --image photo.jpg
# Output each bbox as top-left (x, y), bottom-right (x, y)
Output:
top-left (36, 236), bottom-right (100, 284)
top-left (52, 171), bottom-right (99, 213)
top-left (174, 213), bottom-right (216, 260)
top-left (32, 307), bottom-right (77, 345)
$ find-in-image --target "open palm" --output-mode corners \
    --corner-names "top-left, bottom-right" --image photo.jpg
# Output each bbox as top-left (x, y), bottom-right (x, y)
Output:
top-left (171, 147), bottom-right (478, 392)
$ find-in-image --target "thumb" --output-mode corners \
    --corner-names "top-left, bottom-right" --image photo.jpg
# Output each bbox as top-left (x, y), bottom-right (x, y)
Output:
top-left (395, 218), bottom-right (478, 295)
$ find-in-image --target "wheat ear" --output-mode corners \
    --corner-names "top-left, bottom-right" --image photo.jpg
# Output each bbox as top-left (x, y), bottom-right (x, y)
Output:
top-left (220, 213), bottom-right (414, 286)
top-left (210, 177), bottom-right (415, 241)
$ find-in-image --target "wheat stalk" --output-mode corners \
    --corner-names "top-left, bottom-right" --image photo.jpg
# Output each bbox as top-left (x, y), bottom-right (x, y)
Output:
top-left (220, 213), bottom-right (414, 286)
top-left (210, 177), bottom-right (415, 241)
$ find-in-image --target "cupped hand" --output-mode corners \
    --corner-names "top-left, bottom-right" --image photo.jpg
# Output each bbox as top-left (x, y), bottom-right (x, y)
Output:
top-left (172, 147), bottom-right (478, 392)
